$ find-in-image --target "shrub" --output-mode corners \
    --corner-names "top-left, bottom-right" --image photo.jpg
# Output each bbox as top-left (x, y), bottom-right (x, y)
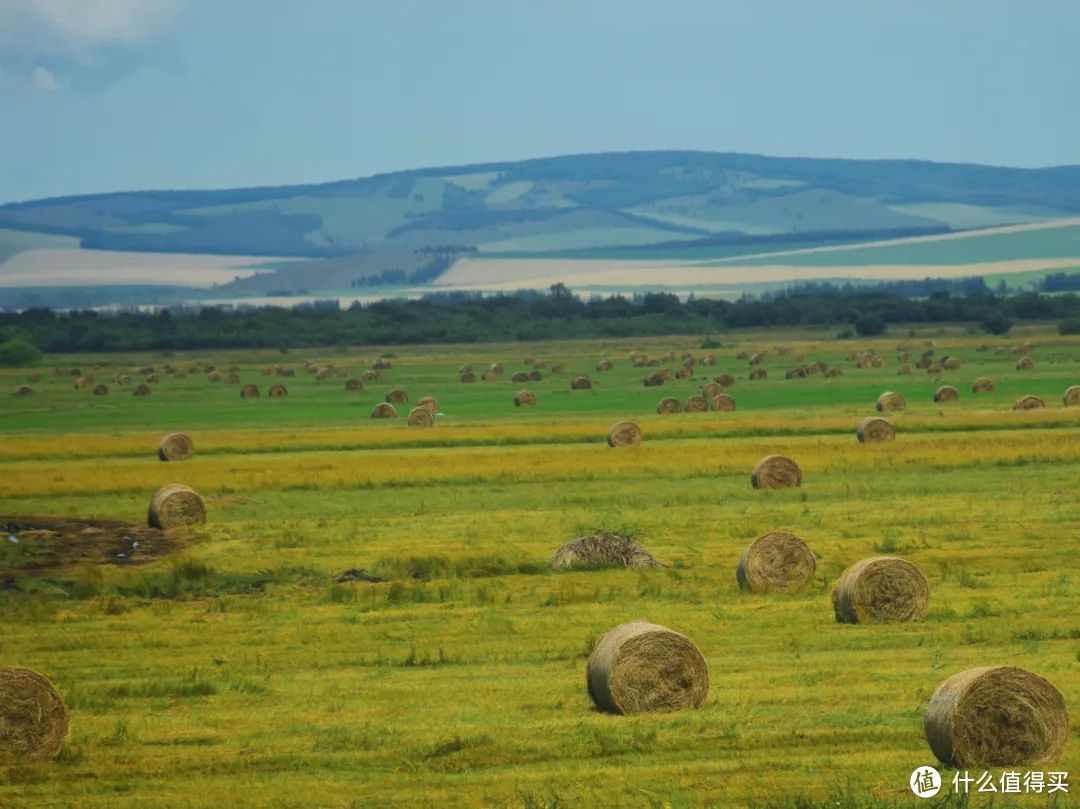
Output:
top-left (0, 339), bottom-right (43, 367)
top-left (854, 313), bottom-right (886, 337)
top-left (1059, 318), bottom-right (1080, 335)
top-left (981, 314), bottom-right (1013, 335)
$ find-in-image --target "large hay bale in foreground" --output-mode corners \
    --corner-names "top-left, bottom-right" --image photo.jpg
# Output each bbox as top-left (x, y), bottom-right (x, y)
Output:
top-left (586, 621), bottom-right (708, 715)
top-left (1063, 385), bottom-right (1080, 407)
top-left (14, 385), bottom-right (34, 397)
top-left (372, 402), bottom-right (396, 419)
top-left (933, 385), bottom-right (959, 403)
top-left (513, 389), bottom-right (537, 407)
top-left (856, 416), bottom-right (895, 443)
top-left (606, 420), bottom-right (642, 448)
top-left (571, 375), bottom-right (592, 390)
top-left (684, 394), bottom-right (708, 412)
top-left (1013, 395), bottom-right (1045, 410)
top-left (656, 397), bottom-right (681, 414)
top-left (972, 377), bottom-right (995, 393)
top-left (92, 384), bottom-right (109, 396)
top-left (0, 667), bottom-right (69, 762)
top-left (133, 383), bottom-right (152, 397)
top-left (148, 483), bottom-right (206, 529)
top-left (386, 388), bottom-right (408, 404)
top-left (736, 531), bottom-right (816, 593)
top-left (158, 432), bottom-right (194, 462)
top-left (831, 556), bottom-right (929, 624)
top-left (1016, 356), bottom-right (1035, 370)
top-left (751, 455), bottom-right (802, 489)
top-left (924, 666), bottom-right (1068, 767)
top-left (407, 406), bottom-right (434, 427)
top-left (460, 372), bottom-right (476, 383)
top-left (268, 384), bottom-right (288, 398)
top-left (551, 533), bottom-right (661, 570)
top-left (344, 378), bottom-right (363, 392)
top-left (241, 384), bottom-right (260, 398)
top-left (711, 394), bottom-right (735, 412)
top-left (876, 391), bottom-right (906, 412)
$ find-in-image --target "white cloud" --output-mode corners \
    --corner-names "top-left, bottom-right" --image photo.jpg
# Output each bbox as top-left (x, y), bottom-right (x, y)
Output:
top-left (30, 65), bottom-right (59, 91)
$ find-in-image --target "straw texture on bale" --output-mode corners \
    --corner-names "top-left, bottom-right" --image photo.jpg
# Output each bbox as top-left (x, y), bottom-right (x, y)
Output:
top-left (934, 385), bottom-right (959, 402)
top-left (736, 531), bottom-right (816, 593)
top-left (943, 357), bottom-right (961, 370)
top-left (407, 406), bottom-right (434, 427)
top-left (513, 389), bottom-right (537, 407)
top-left (596, 360), bottom-right (613, 372)
top-left (362, 371), bottom-right (379, 383)
top-left (385, 389), bottom-right (408, 404)
top-left (138, 365), bottom-right (154, 375)
top-left (92, 384), bottom-right (108, 396)
top-left (711, 394), bottom-right (735, 412)
top-left (972, 377), bottom-right (995, 393)
top-left (1013, 395), bottom-right (1045, 410)
top-left (133, 383), bottom-right (152, 396)
top-left (1016, 357), bottom-right (1035, 370)
top-left (371, 402), bottom-right (396, 419)
top-left (374, 359), bottom-right (392, 370)
top-left (916, 356), bottom-right (932, 369)
top-left (417, 395), bottom-right (439, 413)
top-left (684, 394), bottom-right (708, 412)
top-left (1064, 385), bottom-right (1080, 406)
top-left (550, 533), bottom-right (661, 570)
top-left (268, 384), bottom-right (287, 397)
top-left (924, 666), bottom-right (1069, 768)
top-left (702, 382), bottom-right (724, 400)
top-left (927, 362), bottom-right (944, 374)
top-left (241, 384), bottom-right (260, 398)
top-left (148, 483), bottom-right (206, 529)
top-left (749, 368), bottom-right (767, 380)
top-left (0, 667), bottom-right (69, 762)
top-left (481, 370), bottom-right (498, 381)
top-left (856, 416), bottom-right (895, 443)
top-left (460, 372), bottom-right (476, 383)
top-left (571, 375), bottom-right (592, 390)
top-left (157, 432), bottom-right (194, 462)
top-left (606, 420), bottom-right (643, 448)
top-left (876, 391), bottom-right (906, 412)
top-left (586, 621), bottom-right (708, 715)
top-left (14, 385), bottom-right (34, 396)
top-left (715, 374), bottom-right (735, 387)
top-left (643, 373), bottom-right (664, 387)
top-left (656, 397), bottom-right (681, 414)
top-left (345, 378), bottom-right (363, 391)
top-left (831, 556), bottom-right (930, 624)
top-left (675, 366), bottom-right (693, 380)
top-left (750, 454), bottom-right (802, 489)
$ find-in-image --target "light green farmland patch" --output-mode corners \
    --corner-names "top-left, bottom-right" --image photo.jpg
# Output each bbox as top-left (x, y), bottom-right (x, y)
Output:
top-left (484, 181), bottom-right (534, 205)
top-left (107, 223), bottom-right (190, 235)
top-left (889, 202), bottom-right (1068, 229)
top-left (478, 226), bottom-right (699, 253)
top-left (442, 171), bottom-right (501, 190)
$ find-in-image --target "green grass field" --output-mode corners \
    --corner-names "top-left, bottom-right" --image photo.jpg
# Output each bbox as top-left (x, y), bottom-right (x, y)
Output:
top-left (1, 331), bottom-right (1078, 808)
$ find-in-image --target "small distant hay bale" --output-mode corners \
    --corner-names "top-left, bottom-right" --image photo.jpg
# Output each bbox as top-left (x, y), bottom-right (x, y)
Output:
top-left (551, 363), bottom-right (565, 373)
top-left (702, 382), bottom-right (724, 400)
top-left (749, 353), bottom-right (764, 366)
top-left (362, 370), bottom-right (379, 383)
top-left (138, 366), bottom-right (154, 375)
top-left (586, 621), bottom-right (708, 715)
top-left (114, 374), bottom-right (132, 384)
top-left (571, 375), bottom-right (592, 390)
top-left (488, 362), bottom-right (503, 375)
top-left (511, 372), bottom-right (529, 383)
top-left (416, 395), bottom-right (439, 413)
top-left (806, 361), bottom-right (827, 375)
top-left (1016, 357), bottom-right (1035, 370)
top-left (277, 368), bottom-right (295, 377)
top-left (871, 356), bottom-right (887, 368)
top-left (92, 384), bottom-right (109, 396)
top-left (924, 666), bottom-right (1068, 768)
top-left (25, 373), bottom-right (41, 382)
top-left (460, 372), bottom-right (476, 383)
top-left (736, 531), bottom-right (816, 593)
top-left (596, 360), bottom-right (613, 372)
top-left (373, 359), bottom-right (393, 370)
top-left (305, 362), bottom-right (318, 373)
top-left (643, 374), bottom-right (664, 388)
top-left (551, 533), bottom-right (660, 570)
top-left (148, 483), bottom-right (206, 529)
top-left (831, 557), bottom-right (930, 624)
top-left (926, 362), bottom-right (944, 374)
top-left (701, 355), bottom-right (716, 366)
top-left (207, 371), bottom-right (223, 382)
top-left (371, 402), bottom-right (396, 419)
top-left (530, 359), bottom-right (546, 369)
top-left (942, 356), bottom-right (961, 370)
top-left (606, 420), bottom-right (642, 448)
top-left (972, 377), bottom-right (995, 393)
top-left (632, 357), bottom-right (649, 368)
top-left (1064, 385), bottom-right (1080, 406)
top-left (674, 365), bottom-right (693, 380)
top-left (715, 373), bottom-right (735, 387)
top-left (481, 370), bottom-right (498, 381)
top-left (856, 416), bottom-right (895, 443)
top-left (74, 375), bottom-right (94, 390)
top-left (785, 367), bottom-right (806, 379)
top-left (681, 356), bottom-right (695, 368)
top-left (750, 455), bottom-right (802, 489)
top-left (262, 366), bottom-right (277, 376)
top-left (133, 383), bottom-right (152, 396)
top-left (0, 667), bottom-right (69, 762)
top-left (268, 384), bottom-right (288, 398)
top-left (316, 367), bottom-right (332, 381)
top-left (513, 389), bottom-right (537, 407)
top-left (386, 388), bottom-right (408, 404)
top-left (225, 373), bottom-right (240, 385)
top-left (203, 365), bottom-right (216, 374)
top-left (14, 385), bottom-right (34, 397)
top-left (528, 369), bottom-right (542, 381)
top-left (345, 378), bottom-right (363, 391)
top-left (933, 385), bottom-right (959, 402)
top-left (684, 394), bottom-right (708, 412)
top-left (158, 432), bottom-right (194, 461)
top-left (1013, 395), bottom-right (1045, 410)
top-left (916, 356), bottom-right (932, 369)
top-left (876, 391), bottom-right (906, 412)
top-left (407, 406), bottom-right (434, 427)
top-left (458, 364), bottom-right (472, 375)
top-left (659, 368), bottom-right (673, 381)
top-left (897, 364), bottom-right (914, 375)
top-left (228, 365), bottom-right (241, 373)
top-left (241, 384), bottom-right (260, 398)
top-left (749, 368), bottom-right (767, 380)
top-left (656, 397), bottom-right (681, 414)
top-left (147, 373), bottom-right (162, 384)
top-left (711, 394), bottom-right (735, 412)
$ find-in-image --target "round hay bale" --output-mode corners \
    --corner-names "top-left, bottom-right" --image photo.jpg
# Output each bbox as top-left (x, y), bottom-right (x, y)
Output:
top-left (606, 420), bottom-right (642, 448)
top-left (1013, 395), bottom-right (1045, 410)
top-left (345, 378), bottom-right (363, 392)
top-left (158, 432), bottom-right (194, 461)
top-left (749, 368), bottom-right (767, 380)
top-left (147, 373), bottom-right (162, 384)
top-left (530, 359), bottom-right (546, 369)
top-left (0, 667), bottom-right (69, 762)
top-left (643, 373), bottom-right (664, 387)
top-left (241, 384), bottom-right (260, 398)
top-left (571, 375), bottom-right (592, 390)
top-left (715, 373), bottom-right (735, 387)
top-left (831, 557), bottom-right (929, 624)
top-left (362, 371), bottom-right (379, 383)
top-left (225, 373), bottom-right (240, 385)
top-left (316, 368), bottom-right (332, 381)
top-left (207, 371), bottom-right (223, 382)
top-left (659, 368), bottom-right (673, 381)
top-left (262, 366), bottom-right (277, 376)
top-left (92, 384), bottom-right (109, 396)
top-left (749, 353), bottom-right (764, 366)
top-left (138, 365), bottom-right (154, 375)
top-left (107, 373), bottom-right (125, 384)
top-left (148, 483), bottom-right (206, 529)
top-left (656, 397), bottom-right (681, 414)
top-left (268, 384), bottom-right (288, 398)
top-left (806, 362), bottom-right (826, 375)
top-left (481, 370), bottom-right (498, 381)
top-left (750, 455), bottom-right (802, 489)
top-left (924, 666), bottom-right (1068, 768)
top-left (674, 365), bottom-right (693, 380)
top-left (856, 416), bottom-right (895, 443)
top-left (596, 360), bottom-right (613, 372)
top-left (1016, 357), bottom-right (1035, 371)
top-left (460, 372), bottom-right (476, 384)
top-left (876, 391), bottom-right (906, 412)
top-left (74, 375), bottom-right (94, 390)
top-left (14, 385), bottom-right (34, 397)
top-left (458, 364), bottom-right (472, 375)
top-left (305, 362), bottom-right (318, 373)
top-left (372, 402), bottom-right (396, 419)
top-left (417, 395), bottom-right (439, 414)
top-left (373, 359), bottom-right (393, 370)
top-left (511, 372), bottom-right (529, 383)
top-left (527, 370), bottom-right (542, 382)
top-left (488, 362), bottom-right (503, 375)
top-left (871, 356), bottom-right (887, 368)
top-left (277, 368), bottom-right (295, 377)
top-left (972, 377), bottom-right (995, 393)
top-left (711, 394), bottom-right (735, 412)
top-left (736, 531), bottom-right (816, 593)
top-left (133, 383), bottom-right (152, 397)
top-left (586, 621), bottom-right (708, 715)
top-left (386, 388), bottom-right (408, 404)
top-left (702, 382), bottom-right (724, 400)
top-left (916, 356), bottom-right (932, 369)
top-left (943, 357), bottom-right (961, 370)
top-left (228, 365), bottom-right (241, 373)
top-left (897, 364), bottom-right (914, 375)
top-left (513, 389), bottom-right (537, 407)
top-left (407, 406), bottom-right (434, 427)
top-left (551, 363), bottom-right (565, 374)
top-left (684, 394), bottom-right (708, 412)
top-left (785, 367), bottom-right (806, 379)
top-left (551, 534), bottom-right (660, 570)
top-left (1064, 385), bottom-right (1080, 407)
top-left (701, 355), bottom-right (716, 366)
top-left (681, 357), bottom-right (695, 369)
top-left (632, 357), bottom-right (649, 368)
top-left (933, 385), bottom-right (959, 403)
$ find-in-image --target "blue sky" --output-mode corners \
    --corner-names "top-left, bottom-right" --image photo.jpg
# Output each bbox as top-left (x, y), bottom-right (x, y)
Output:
top-left (1, 0), bottom-right (1078, 203)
